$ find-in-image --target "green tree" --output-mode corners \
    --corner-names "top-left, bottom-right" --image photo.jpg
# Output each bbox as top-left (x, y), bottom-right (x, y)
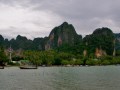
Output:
top-left (0, 46), bottom-right (8, 65)
top-left (23, 51), bottom-right (42, 67)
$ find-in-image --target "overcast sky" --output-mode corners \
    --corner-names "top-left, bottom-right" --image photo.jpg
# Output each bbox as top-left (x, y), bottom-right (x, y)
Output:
top-left (0, 0), bottom-right (120, 39)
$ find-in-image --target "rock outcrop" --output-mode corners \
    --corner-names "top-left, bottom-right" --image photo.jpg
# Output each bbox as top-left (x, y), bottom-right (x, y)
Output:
top-left (115, 33), bottom-right (120, 50)
top-left (45, 22), bottom-right (82, 50)
top-left (83, 27), bottom-right (115, 55)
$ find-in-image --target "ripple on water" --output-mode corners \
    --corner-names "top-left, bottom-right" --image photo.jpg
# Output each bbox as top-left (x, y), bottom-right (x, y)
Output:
top-left (0, 66), bottom-right (120, 90)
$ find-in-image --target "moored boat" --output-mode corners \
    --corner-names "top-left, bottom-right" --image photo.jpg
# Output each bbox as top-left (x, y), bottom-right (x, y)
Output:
top-left (19, 66), bottom-right (37, 69)
top-left (19, 60), bottom-right (38, 69)
top-left (0, 66), bottom-right (4, 69)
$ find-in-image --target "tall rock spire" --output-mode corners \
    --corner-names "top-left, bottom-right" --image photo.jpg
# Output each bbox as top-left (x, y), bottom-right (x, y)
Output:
top-left (45, 22), bottom-right (82, 50)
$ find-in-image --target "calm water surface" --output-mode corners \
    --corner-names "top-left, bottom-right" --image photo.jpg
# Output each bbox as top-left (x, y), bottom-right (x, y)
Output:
top-left (0, 66), bottom-right (120, 90)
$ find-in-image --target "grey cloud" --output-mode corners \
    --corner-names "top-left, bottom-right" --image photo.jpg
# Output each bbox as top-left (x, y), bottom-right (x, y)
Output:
top-left (0, 0), bottom-right (120, 39)
top-left (29, 0), bottom-right (120, 30)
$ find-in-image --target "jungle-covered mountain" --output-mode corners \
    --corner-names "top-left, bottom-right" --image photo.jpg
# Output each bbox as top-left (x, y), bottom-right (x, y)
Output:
top-left (115, 33), bottom-right (120, 49)
top-left (0, 22), bottom-right (119, 56)
top-left (83, 27), bottom-right (115, 55)
top-left (45, 22), bottom-right (82, 50)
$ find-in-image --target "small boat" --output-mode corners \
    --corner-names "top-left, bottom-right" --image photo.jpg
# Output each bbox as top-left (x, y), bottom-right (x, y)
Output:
top-left (19, 66), bottom-right (37, 69)
top-left (0, 61), bottom-right (5, 69)
top-left (0, 66), bottom-right (4, 69)
top-left (19, 60), bottom-right (38, 69)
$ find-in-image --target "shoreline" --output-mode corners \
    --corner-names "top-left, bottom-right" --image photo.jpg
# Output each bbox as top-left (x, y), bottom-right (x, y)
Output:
top-left (3, 64), bottom-right (120, 68)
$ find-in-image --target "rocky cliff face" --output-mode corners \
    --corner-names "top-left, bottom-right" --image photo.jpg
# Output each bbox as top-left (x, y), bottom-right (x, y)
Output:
top-left (45, 22), bottom-right (82, 50)
top-left (115, 33), bottom-right (120, 42)
top-left (115, 33), bottom-right (120, 50)
top-left (83, 27), bottom-right (115, 55)
top-left (0, 35), bottom-right (4, 45)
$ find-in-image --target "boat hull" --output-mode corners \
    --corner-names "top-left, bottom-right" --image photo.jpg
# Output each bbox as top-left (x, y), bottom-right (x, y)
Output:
top-left (20, 66), bottom-right (37, 69)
